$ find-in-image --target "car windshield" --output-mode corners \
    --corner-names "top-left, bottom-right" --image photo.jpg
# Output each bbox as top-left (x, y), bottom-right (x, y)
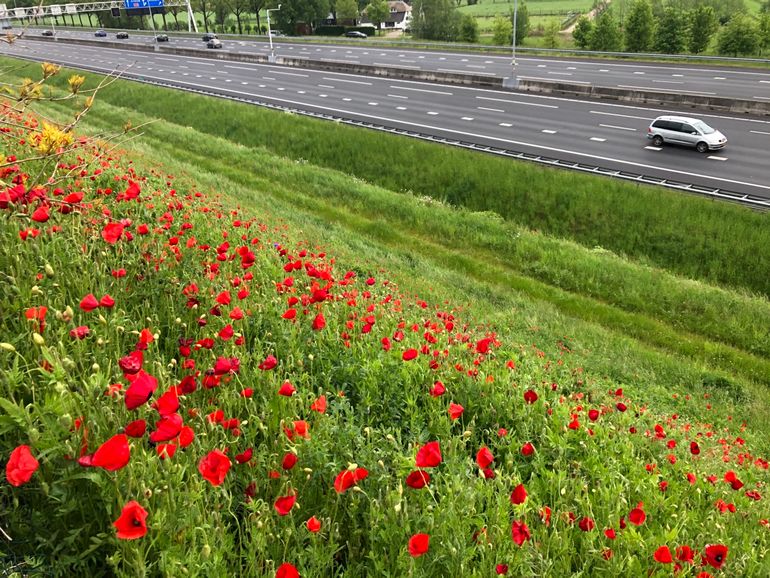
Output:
top-left (692, 121), bottom-right (715, 135)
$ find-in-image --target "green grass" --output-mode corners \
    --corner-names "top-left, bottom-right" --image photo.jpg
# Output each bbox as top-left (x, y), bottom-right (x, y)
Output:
top-left (459, 0), bottom-right (593, 18)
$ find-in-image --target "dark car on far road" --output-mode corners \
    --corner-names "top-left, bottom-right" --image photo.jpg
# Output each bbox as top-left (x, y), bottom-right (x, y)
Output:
top-left (207, 38), bottom-right (223, 49)
top-left (344, 30), bottom-right (367, 38)
top-left (95, 29), bottom-right (107, 37)
top-left (155, 33), bottom-right (169, 42)
top-left (116, 31), bottom-right (129, 39)
top-left (41, 30), bottom-right (54, 36)
top-left (202, 32), bottom-right (217, 41)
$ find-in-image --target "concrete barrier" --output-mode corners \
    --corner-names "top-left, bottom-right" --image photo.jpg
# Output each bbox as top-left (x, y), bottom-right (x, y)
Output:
top-left (518, 78), bottom-right (770, 117)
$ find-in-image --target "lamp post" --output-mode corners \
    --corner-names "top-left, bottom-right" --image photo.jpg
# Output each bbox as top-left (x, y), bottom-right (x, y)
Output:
top-left (511, 0), bottom-right (518, 72)
top-left (266, 4), bottom-right (281, 63)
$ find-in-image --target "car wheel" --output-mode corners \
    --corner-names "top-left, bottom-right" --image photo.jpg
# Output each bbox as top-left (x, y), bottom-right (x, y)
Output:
top-left (652, 135), bottom-right (663, 147)
top-left (696, 141), bottom-right (709, 153)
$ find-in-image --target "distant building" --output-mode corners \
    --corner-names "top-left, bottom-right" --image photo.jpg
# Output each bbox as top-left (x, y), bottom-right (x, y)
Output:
top-left (362, 1), bottom-right (412, 31)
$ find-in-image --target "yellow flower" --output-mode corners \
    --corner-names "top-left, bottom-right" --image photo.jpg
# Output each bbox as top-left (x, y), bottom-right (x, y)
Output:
top-left (36, 122), bottom-right (73, 155)
top-left (41, 62), bottom-right (60, 79)
top-left (68, 74), bottom-right (85, 94)
top-left (18, 78), bottom-right (42, 101)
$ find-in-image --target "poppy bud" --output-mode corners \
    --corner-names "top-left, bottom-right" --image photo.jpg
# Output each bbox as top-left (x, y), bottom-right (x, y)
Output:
top-left (45, 263), bottom-right (55, 277)
top-left (0, 342), bottom-right (16, 352)
top-left (32, 333), bottom-right (45, 346)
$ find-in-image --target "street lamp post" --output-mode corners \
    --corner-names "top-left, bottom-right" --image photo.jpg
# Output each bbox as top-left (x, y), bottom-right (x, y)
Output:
top-left (266, 4), bottom-right (281, 63)
top-left (511, 0), bottom-right (518, 72)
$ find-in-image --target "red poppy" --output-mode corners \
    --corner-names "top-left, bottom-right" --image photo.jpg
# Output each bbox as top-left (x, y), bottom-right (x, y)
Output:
top-left (429, 381), bottom-right (446, 397)
top-left (258, 355), bottom-right (278, 370)
top-left (99, 294), bottom-right (115, 308)
top-left (604, 528), bottom-right (617, 540)
top-left (124, 370), bottom-right (158, 410)
top-left (540, 506), bottom-right (552, 526)
top-left (310, 395), bottom-right (327, 413)
top-left (703, 544), bottom-right (728, 569)
top-left (654, 546), bottom-right (673, 564)
top-left (79, 293), bottom-right (99, 312)
top-left (113, 501), bottom-right (148, 540)
top-left (415, 441), bottom-right (442, 468)
top-left (628, 505), bottom-right (646, 526)
top-left (521, 442), bottom-right (535, 456)
top-left (124, 419), bottom-right (147, 438)
top-left (676, 545), bottom-right (695, 564)
top-left (448, 403), bottom-right (464, 420)
top-left (178, 426), bottom-right (195, 448)
top-left (90, 434), bottom-right (130, 471)
top-left (149, 413), bottom-right (183, 443)
top-left (69, 326), bottom-right (90, 340)
top-left (405, 470), bottom-right (430, 489)
top-left (402, 349), bottom-right (418, 361)
top-left (312, 313), bottom-right (326, 331)
top-left (476, 447), bottom-right (494, 469)
top-left (278, 382), bottom-right (296, 397)
top-left (236, 448), bottom-right (254, 464)
top-left (495, 565), bottom-right (509, 575)
top-left (690, 441), bottom-right (701, 455)
top-left (510, 484), bottom-right (527, 505)
top-left (511, 520), bottom-right (530, 546)
top-left (333, 467), bottom-right (368, 493)
top-left (275, 563), bottom-right (299, 578)
top-left (198, 449), bottom-right (231, 486)
top-left (31, 204), bottom-right (50, 223)
top-left (5, 445), bottom-right (39, 487)
top-left (588, 409), bottom-right (599, 421)
top-left (282, 453), bottom-right (298, 470)
top-left (578, 517), bottom-right (595, 532)
top-left (152, 389), bottom-right (179, 416)
top-left (102, 222), bottom-right (124, 244)
top-left (306, 516), bottom-right (321, 533)
top-left (274, 493), bottom-right (297, 516)
top-left (156, 444), bottom-right (177, 460)
top-left (523, 390), bottom-right (538, 404)
top-left (408, 533), bottom-right (430, 557)
top-left (119, 350), bottom-right (143, 375)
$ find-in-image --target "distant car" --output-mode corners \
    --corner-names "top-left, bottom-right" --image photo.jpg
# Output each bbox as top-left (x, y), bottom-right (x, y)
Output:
top-left (95, 29), bottom-right (107, 37)
top-left (269, 30), bottom-right (284, 37)
top-left (154, 33), bottom-right (169, 42)
top-left (202, 32), bottom-right (217, 41)
top-left (206, 38), bottom-right (222, 49)
top-left (116, 32), bottom-right (129, 39)
top-left (41, 30), bottom-right (54, 36)
top-left (647, 115), bottom-right (727, 153)
top-left (344, 31), bottom-right (368, 39)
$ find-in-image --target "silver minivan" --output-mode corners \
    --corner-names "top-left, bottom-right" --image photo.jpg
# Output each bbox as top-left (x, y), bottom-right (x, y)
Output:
top-left (647, 115), bottom-right (727, 153)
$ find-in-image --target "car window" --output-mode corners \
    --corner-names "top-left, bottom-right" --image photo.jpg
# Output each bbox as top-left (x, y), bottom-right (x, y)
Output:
top-left (692, 121), bottom-right (715, 135)
top-left (681, 124), bottom-right (697, 134)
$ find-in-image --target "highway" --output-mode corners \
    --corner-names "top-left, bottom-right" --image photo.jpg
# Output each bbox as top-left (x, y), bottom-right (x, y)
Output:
top-left (3, 38), bottom-right (770, 202)
top-left (19, 26), bottom-right (770, 102)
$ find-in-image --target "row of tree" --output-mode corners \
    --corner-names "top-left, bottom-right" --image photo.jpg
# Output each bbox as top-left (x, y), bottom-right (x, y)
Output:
top-left (574, 0), bottom-right (770, 56)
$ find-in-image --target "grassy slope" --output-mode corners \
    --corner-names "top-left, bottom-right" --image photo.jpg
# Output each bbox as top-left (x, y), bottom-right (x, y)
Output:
top-left (20, 71), bottom-right (769, 438)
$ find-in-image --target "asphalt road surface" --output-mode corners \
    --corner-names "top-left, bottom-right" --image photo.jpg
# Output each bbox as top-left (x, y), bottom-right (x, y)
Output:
top-left (4, 38), bottom-right (770, 202)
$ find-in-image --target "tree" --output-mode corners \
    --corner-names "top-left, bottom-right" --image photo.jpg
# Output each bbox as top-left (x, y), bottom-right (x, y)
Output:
top-left (366, 0), bottom-right (389, 30)
top-left (492, 15), bottom-right (512, 46)
top-left (223, 0), bottom-right (251, 34)
top-left (193, 0), bottom-right (215, 32)
top-left (412, 0), bottom-right (461, 41)
top-left (687, 5), bottom-right (718, 54)
top-left (589, 10), bottom-right (621, 51)
top-left (251, 0), bottom-right (268, 34)
top-left (654, 7), bottom-right (687, 54)
top-left (511, 0), bottom-right (529, 46)
top-left (717, 13), bottom-right (761, 56)
top-left (624, 0), bottom-right (654, 52)
top-left (572, 15), bottom-right (593, 49)
top-left (761, 13), bottom-right (770, 55)
top-left (275, 0), bottom-right (330, 33)
top-left (543, 20), bottom-right (560, 49)
top-left (459, 13), bottom-right (479, 43)
top-left (336, 0), bottom-right (360, 23)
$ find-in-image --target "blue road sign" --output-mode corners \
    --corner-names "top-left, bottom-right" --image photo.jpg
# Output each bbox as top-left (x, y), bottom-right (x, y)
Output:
top-left (123, 0), bottom-right (164, 8)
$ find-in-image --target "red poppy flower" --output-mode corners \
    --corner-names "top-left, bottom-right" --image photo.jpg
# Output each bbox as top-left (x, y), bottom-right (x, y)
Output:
top-left (510, 484), bottom-right (527, 505)
top-left (149, 413), bottom-right (183, 443)
top-left (156, 444), bottom-right (176, 460)
top-left (703, 544), bottom-right (728, 569)
top-left (278, 382), bottom-right (296, 397)
top-left (152, 389), bottom-right (179, 416)
top-left (236, 448), bottom-right (254, 464)
top-left (429, 381), bottom-right (446, 397)
top-left (495, 565), bottom-right (509, 575)
top-left (312, 313), bottom-right (326, 331)
top-left (654, 546), bottom-right (673, 564)
top-left (282, 453), bottom-right (298, 470)
top-left (258, 355), bottom-right (278, 370)
top-left (275, 563), bottom-right (299, 578)
top-left (746, 490), bottom-right (762, 500)
top-left (540, 506), bottom-right (552, 526)
top-left (448, 403), bottom-right (464, 420)
top-left (628, 505), bottom-right (646, 526)
top-left (124, 419), bottom-right (147, 438)
top-left (90, 434), bottom-right (130, 471)
top-left (274, 493), bottom-right (297, 516)
top-left (31, 204), bottom-right (50, 223)
top-left (415, 441), bottom-right (442, 468)
top-left (69, 326), bottom-right (90, 340)
top-left (5, 445), bottom-right (39, 487)
top-left (402, 349), bottom-right (418, 361)
top-left (333, 467), bottom-right (368, 493)
top-left (198, 449), bottom-right (232, 486)
top-left (119, 350), bottom-right (143, 375)
top-left (408, 533), bottom-right (430, 557)
top-left (178, 426), bottom-right (195, 448)
top-left (113, 501), bottom-right (148, 540)
top-left (578, 517), bottom-right (595, 532)
top-left (124, 370), bottom-right (158, 410)
top-left (511, 520), bottom-right (530, 546)
top-left (79, 293), bottom-right (99, 312)
top-left (405, 470), bottom-right (430, 489)
top-left (102, 222), bottom-right (124, 244)
top-left (310, 395), bottom-right (327, 413)
top-left (604, 528), bottom-right (617, 540)
top-left (588, 409), bottom-right (599, 421)
top-left (521, 442), bottom-right (535, 456)
top-left (523, 390), bottom-right (538, 404)
top-left (676, 545), bottom-right (695, 564)
top-left (476, 447), bottom-right (494, 469)
top-left (282, 308), bottom-right (297, 320)
top-left (690, 441), bottom-right (701, 455)
top-left (99, 294), bottom-right (115, 308)
top-left (306, 516), bottom-right (321, 533)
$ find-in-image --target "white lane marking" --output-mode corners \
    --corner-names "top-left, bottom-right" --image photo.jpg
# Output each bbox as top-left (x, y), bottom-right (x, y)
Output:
top-left (760, 80), bottom-right (770, 84)
top-left (547, 71), bottom-right (573, 75)
top-left (224, 65), bottom-right (255, 71)
top-left (273, 70), bottom-right (309, 77)
top-left (262, 77), bottom-right (275, 80)
top-left (590, 110), bottom-right (651, 121)
top-left (499, 122), bottom-right (513, 127)
top-left (342, 97), bottom-right (351, 101)
top-left (708, 156), bottom-right (728, 161)
top-left (633, 71), bottom-right (645, 75)
top-left (323, 77), bottom-right (372, 85)
top-left (374, 62), bottom-right (420, 69)
top-left (599, 69), bottom-right (609, 72)
top-left (713, 77), bottom-right (726, 80)
top-left (542, 129), bottom-right (557, 134)
top-left (617, 85), bottom-right (716, 95)
top-left (599, 124), bottom-right (637, 132)
top-left (225, 79), bottom-right (232, 82)
top-left (241, 82), bottom-right (248, 85)
top-left (216, 70), bottom-right (229, 74)
top-left (477, 107), bottom-right (505, 113)
top-left (518, 76), bottom-right (591, 85)
top-left (750, 130), bottom-right (770, 135)
top-left (567, 66), bottom-right (576, 70)
top-left (318, 84), bottom-right (335, 89)
top-left (190, 61), bottom-right (215, 66)
top-left (437, 68), bottom-right (497, 76)
top-left (368, 102), bottom-right (379, 106)
top-left (297, 90), bottom-right (306, 94)
top-left (590, 137), bottom-right (607, 142)
top-left (276, 87), bottom-right (285, 90)
top-left (538, 64), bottom-right (547, 68)
top-left (672, 74), bottom-right (684, 77)
top-left (396, 106), bottom-right (407, 110)
top-left (389, 85), bottom-right (453, 95)
top-left (645, 146), bottom-right (662, 151)
top-left (461, 117), bottom-right (475, 121)
top-left (754, 96), bottom-right (770, 100)
top-left (466, 64), bottom-right (487, 69)
top-left (476, 96), bottom-right (558, 109)
top-left (387, 94), bottom-right (409, 99)
top-left (427, 111), bottom-right (439, 115)
top-left (652, 79), bottom-right (684, 84)
top-left (156, 57), bottom-right (178, 62)
top-left (319, 94), bottom-right (328, 98)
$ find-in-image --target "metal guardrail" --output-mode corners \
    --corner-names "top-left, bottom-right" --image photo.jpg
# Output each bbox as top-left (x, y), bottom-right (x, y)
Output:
top-left (6, 52), bottom-right (770, 210)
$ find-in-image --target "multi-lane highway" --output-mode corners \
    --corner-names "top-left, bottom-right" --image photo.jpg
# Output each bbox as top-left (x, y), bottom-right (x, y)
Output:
top-left (3, 37), bottom-right (770, 202)
top-left (20, 27), bottom-right (770, 102)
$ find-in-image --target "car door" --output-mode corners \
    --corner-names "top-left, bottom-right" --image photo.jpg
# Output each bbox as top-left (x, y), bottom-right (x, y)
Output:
top-left (679, 123), bottom-right (699, 147)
